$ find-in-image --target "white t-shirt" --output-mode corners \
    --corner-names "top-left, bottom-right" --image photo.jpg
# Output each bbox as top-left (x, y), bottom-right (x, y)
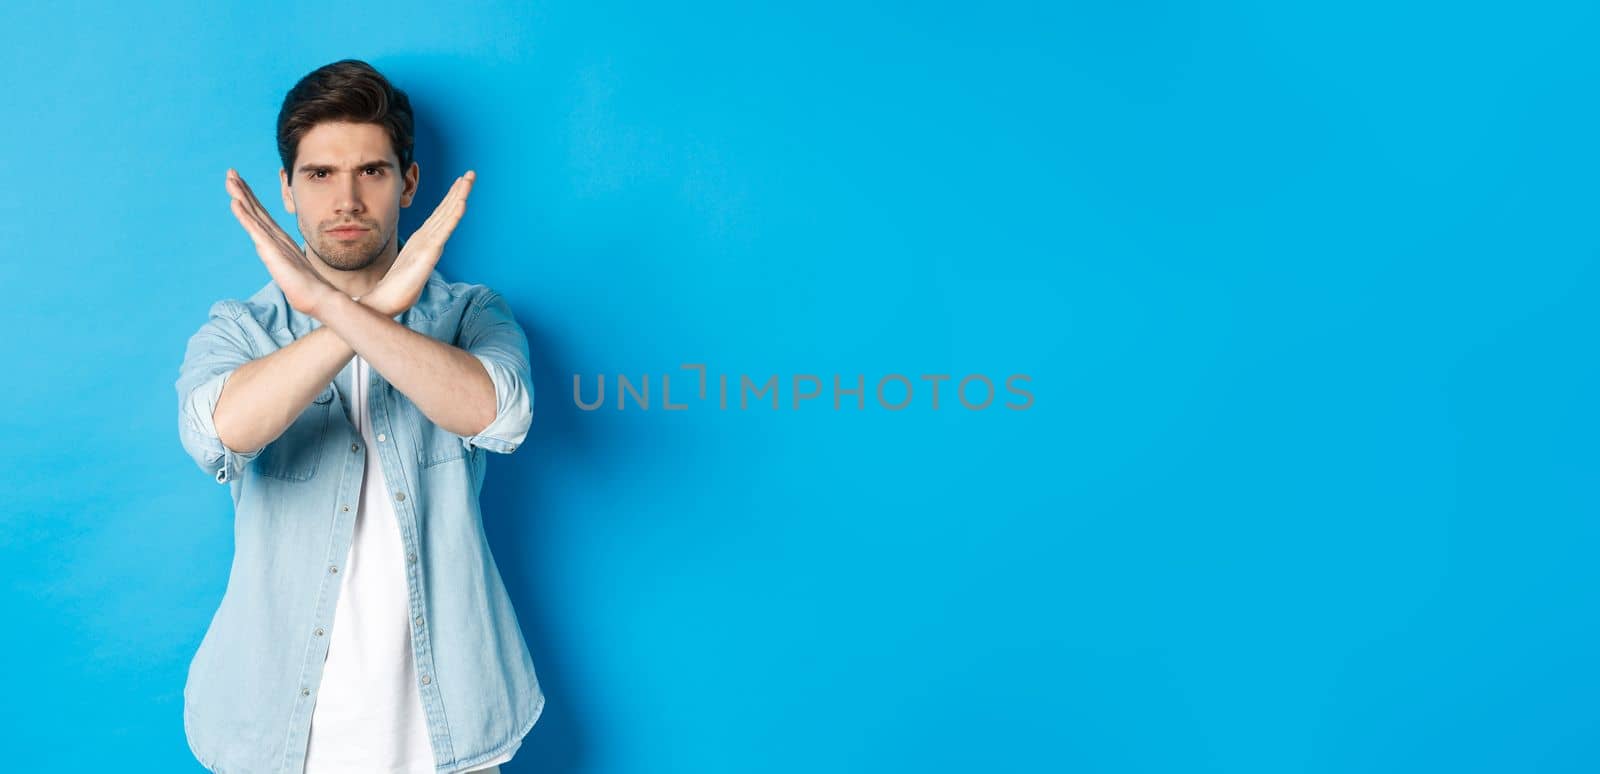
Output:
top-left (303, 345), bottom-right (517, 774)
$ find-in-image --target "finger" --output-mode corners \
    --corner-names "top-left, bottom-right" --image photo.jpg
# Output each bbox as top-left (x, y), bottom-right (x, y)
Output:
top-left (227, 172), bottom-right (276, 227)
top-left (226, 172), bottom-right (281, 233)
top-left (428, 181), bottom-right (470, 227)
top-left (230, 198), bottom-right (276, 251)
top-left (225, 174), bottom-right (268, 224)
top-left (227, 173), bottom-right (298, 245)
top-left (230, 195), bottom-right (300, 259)
top-left (228, 194), bottom-right (264, 236)
top-left (409, 177), bottom-right (464, 236)
top-left (429, 199), bottom-right (469, 247)
top-left (439, 171), bottom-right (475, 209)
top-left (427, 173), bottom-right (475, 228)
top-left (395, 172), bottom-right (475, 255)
top-left (405, 202), bottom-right (464, 254)
top-left (230, 197), bottom-right (286, 251)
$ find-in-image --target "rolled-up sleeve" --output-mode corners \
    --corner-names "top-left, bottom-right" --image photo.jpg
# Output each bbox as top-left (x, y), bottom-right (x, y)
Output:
top-left (455, 289), bottom-right (534, 454)
top-left (175, 300), bottom-right (265, 484)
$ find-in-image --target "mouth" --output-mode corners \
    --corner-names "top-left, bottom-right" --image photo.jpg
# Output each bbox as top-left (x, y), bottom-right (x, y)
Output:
top-left (327, 227), bottom-right (370, 240)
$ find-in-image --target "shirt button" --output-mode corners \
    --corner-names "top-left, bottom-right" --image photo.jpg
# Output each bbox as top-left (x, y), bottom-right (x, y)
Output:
top-left (329, 564), bottom-right (339, 574)
top-left (407, 552), bottom-right (417, 564)
top-left (314, 627), bottom-right (324, 636)
top-left (421, 675), bottom-right (431, 685)
top-left (341, 504), bottom-right (350, 512)
top-left (351, 442), bottom-right (360, 452)
top-left (301, 688), bottom-right (310, 696)
top-left (395, 491), bottom-right (405, 502)
top-left (414, 615), bottom-right (423, 627)
top-left (377, 433), bottom-right (387, 442)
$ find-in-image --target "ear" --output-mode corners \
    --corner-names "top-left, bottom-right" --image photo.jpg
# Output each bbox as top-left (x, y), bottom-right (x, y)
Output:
top-left (400, 161), bottom-right (419, 207)
top-left (279, 168), bottom-right (296, 214)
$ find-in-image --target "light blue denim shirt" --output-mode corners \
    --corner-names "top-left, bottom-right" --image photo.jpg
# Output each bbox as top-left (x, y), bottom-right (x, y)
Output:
top-left (175, 267), bottom-right (545, 774)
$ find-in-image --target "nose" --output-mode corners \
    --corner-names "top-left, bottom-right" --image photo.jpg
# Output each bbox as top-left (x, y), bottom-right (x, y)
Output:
top-left (335, 174), bottom-right (364, 217)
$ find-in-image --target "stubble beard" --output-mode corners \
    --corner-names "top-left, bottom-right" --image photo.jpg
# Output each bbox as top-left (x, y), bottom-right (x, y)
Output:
top-left (305, 227), bottom-right (394, 272)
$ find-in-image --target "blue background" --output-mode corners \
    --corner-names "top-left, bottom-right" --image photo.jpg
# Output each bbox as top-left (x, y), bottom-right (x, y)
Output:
top-left (3, 1), bottom-right (1597, 771)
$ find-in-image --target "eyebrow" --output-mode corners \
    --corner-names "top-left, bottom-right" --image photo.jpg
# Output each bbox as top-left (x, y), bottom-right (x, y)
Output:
top-left (296, 160), bottom-right (396, 174)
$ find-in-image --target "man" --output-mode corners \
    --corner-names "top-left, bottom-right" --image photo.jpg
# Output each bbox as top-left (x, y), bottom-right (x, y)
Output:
top-left (176, 59), bottom-right (544, 773)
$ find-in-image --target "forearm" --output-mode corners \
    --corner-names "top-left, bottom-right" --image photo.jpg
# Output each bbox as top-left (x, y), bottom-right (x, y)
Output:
top-left (212, 323), bottom-right (359, 454)
top-left (312, 293), bottom-right (496, 438)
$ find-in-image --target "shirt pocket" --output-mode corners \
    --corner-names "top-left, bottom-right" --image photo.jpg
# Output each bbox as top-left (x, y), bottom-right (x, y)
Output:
top-left (414, 407), bottom-right (468, 469)
top-left (257, 385), bottom-right (334, 481)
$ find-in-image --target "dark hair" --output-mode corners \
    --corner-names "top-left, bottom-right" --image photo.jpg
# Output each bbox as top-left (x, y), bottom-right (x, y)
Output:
top-left (276, 59), bottom-right (414, 175)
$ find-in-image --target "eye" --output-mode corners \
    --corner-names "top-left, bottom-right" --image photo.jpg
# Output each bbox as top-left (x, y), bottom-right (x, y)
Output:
top-left (363, 166), bottom-right (383, 176)
top-left (310, 170), bottom-right (327, 179)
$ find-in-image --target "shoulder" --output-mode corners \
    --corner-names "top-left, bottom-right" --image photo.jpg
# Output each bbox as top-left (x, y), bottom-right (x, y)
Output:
top-left (194, 286), bottom-right (271, 331)
top-left (199, 278), bottom-right (293, 332)
top-left (429, 268), bottom-right (496, 306)
top-left (416, 269), bottom-right (506, 320)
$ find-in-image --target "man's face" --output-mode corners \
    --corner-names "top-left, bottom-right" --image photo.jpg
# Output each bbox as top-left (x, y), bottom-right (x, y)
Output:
top-left (279, 120), bottom-right (419, 272)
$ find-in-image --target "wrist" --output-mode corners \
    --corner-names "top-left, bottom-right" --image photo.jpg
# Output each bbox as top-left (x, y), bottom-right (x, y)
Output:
top-left (308, 286), bottom-right (357, 322)
top-left (357, 289), bottom-right (399, 317)
top-left (303, 283), bottom-right (341, 321)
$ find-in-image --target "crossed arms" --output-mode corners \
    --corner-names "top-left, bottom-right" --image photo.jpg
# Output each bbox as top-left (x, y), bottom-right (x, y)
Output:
top-left (175, 169), bottom-right (532, 483)
top-left (215, 299), bottom-right (494, 455)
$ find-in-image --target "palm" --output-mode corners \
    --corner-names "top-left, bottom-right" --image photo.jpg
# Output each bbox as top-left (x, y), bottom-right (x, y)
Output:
top-left (224, 169), bottom-right (334, 315)
top-left (367, 171), bottom-right (476, 314)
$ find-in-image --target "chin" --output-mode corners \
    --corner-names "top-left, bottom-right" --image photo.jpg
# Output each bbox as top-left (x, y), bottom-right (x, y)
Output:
top-left (320, 246), bottom-right (379, 271)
